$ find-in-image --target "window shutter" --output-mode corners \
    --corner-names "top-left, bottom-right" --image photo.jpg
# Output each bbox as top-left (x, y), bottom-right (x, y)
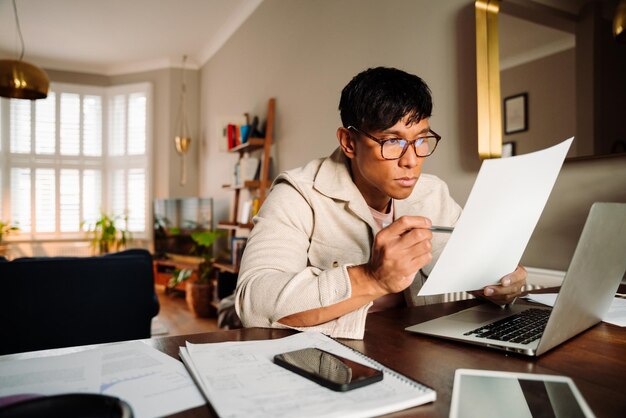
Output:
top-left (60, 93), bottom-right (80, 156)
top-left (60, 169), bottom-right (80, 232)
top-left (35, 93), bottom-right (56, 155)
top-left (3, 82), bottom-right (150, 239)
top-left (128, 93), bottom-right (146, 155)
top-left (109, 168), bottom-right (126, 227)
top-left (82, 169), bottom-right (102, 229)
top-left (10, 168), bottom-right (31, 232)
top-left (127, 168), bottom-right (146, 231)
top-left (83, 95), bottom-right (102, 156)
top-left (10, 100), bottom-right (31, 154)
top-left (35, 168), bottom-right (56, 232)
top-left (109, 95), bottom-right (126, 156)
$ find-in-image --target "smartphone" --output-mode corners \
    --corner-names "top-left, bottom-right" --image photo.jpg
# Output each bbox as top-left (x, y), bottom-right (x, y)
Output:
top-left (274, 347), bottom-right (383, 391)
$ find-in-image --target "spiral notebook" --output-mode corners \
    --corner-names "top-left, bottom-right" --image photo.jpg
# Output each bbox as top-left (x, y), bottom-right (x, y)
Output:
top-left (179, 332), bottom-right (435, 418)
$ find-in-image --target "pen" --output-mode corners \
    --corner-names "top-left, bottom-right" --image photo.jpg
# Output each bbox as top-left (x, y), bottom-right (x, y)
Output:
top-left (429, 226), bottom-right (454, 233)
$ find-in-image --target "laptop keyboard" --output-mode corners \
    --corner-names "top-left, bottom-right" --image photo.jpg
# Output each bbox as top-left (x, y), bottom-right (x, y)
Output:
top-left (463, 308), bottom-right (550, 345)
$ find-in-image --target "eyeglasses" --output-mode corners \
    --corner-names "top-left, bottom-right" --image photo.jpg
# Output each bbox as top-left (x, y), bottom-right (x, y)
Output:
top-left (347, 126), bottom-right (441, 159)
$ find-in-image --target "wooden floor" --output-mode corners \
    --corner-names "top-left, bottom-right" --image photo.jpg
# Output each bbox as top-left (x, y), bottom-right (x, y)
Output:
top-left (152, 287), bottom-right (221, 337)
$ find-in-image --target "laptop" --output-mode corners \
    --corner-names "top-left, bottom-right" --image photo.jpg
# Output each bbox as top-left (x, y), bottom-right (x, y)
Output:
top-left (405, 202), bottom-right (626, 356)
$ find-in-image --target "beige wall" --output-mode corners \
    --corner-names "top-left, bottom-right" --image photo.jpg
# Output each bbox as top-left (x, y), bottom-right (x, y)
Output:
top-left (199, 0), bottom-right (481, 232)
top-left (199, 0), bottom-right (626, 271)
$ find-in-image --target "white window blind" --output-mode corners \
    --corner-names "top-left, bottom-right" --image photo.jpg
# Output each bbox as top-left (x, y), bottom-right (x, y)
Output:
top-left (35, 93), bottom-right (56, 155)
top-left (107, 84), bottom-right (150, 235)
top-left (83, 95), bottom-right (102, 157)
top-left (108, 95), bottom-right (126, 156)
top-left (127, 168), bottom-right (146, 232)
top-left (128, 93), bottom-right (146, 155)
top-left (10, 100), bottom-right (31, 154)
top-left (60, 93), bottom-right (80, 156)
top-left (1, 82), bottom-right (151, 239)
top-left (82, 169), bottom-right (102, 227)
top-left (10, 168), bottom-right (31, 233)
top-left (109, 169), bottom-right (125, 227)
top-left (60, 169), bottom-right (80, 232)
top-left (35, 168), bottom-right (56, 233)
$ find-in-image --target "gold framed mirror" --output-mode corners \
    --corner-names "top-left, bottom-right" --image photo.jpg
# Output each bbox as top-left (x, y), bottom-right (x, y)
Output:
top-left (475, 0), bottom-right (502, 159)
top-left (475, 0), bottom-right (626, 160)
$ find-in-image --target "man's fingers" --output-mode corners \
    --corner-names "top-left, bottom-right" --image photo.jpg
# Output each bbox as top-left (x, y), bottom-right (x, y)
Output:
top-left (385, 215), bottom-right (432, 235)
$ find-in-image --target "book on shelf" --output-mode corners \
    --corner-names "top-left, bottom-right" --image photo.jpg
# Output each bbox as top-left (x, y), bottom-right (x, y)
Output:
top-left (226, 123), bottom-right (252, 149)
top-left (179, 331), bottom-right (435, 418)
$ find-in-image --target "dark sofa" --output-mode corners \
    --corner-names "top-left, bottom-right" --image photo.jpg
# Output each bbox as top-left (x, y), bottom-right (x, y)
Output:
top-left (0, 249), bottom-right (159, 355)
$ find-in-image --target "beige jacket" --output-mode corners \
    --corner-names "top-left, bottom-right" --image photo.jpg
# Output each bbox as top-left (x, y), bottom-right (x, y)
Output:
top-left (235, 148), bottom-right (462, 339)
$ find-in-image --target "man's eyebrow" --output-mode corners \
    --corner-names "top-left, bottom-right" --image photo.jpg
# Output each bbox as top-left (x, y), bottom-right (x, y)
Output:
top-left (382, 127), bottom-right (431, 136)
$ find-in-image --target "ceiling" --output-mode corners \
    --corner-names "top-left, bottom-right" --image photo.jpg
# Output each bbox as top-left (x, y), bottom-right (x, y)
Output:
top-left (0, 0), bottom-right (263, 75)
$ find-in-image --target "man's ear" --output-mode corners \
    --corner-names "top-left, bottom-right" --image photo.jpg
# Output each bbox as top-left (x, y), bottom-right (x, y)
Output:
top-left (337, 127), bottom-right (356, 159)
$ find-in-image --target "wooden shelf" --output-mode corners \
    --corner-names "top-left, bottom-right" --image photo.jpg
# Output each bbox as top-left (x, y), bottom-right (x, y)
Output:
top-left (213, 261), bottom-right (239, 274)
top-left (217, 221), bottom-right (238, 230)
top-left (229, 138), bottom-right (265, 153)
top-left (222, 180), bottom-right (267, 191)
top-left (213, 98), bottom-right (274, 305)
top-left (221, 184), bottom-right (245, 190)
top-left (217, 222), bottom-right (253, 230)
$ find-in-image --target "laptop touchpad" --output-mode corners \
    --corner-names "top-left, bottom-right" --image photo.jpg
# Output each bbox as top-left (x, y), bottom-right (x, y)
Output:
top-left (449, 309), bottom-right (507, 324)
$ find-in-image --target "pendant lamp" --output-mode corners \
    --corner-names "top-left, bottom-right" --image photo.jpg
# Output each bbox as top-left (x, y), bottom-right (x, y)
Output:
top-left (614, 0), bottom-right (626, 43)
top-left (0, 0), bottom-right (49, 100)
top-left (174, 55), bottom-right (191, 186)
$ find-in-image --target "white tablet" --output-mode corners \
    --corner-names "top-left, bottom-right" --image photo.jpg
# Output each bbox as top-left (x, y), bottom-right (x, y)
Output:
top-left (450, 369), bottom-right (595, 418)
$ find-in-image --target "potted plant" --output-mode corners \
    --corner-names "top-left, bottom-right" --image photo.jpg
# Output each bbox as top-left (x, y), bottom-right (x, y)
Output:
top-left (167, 230), bottom-right (221, 317)
top-left (84, 213), bottom-right (131, 254)
top-left (0, 220), bottom-right (19, 257)
top-left (0, 220), bottom-right (19, 242)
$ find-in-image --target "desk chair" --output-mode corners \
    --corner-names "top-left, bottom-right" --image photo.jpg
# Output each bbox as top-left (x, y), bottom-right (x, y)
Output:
top-left (0, 249), bottom-right (159, 355)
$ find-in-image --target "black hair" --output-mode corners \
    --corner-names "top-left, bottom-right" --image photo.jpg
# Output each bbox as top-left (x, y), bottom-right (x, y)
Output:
top-left (338, 67), bottom-right (433, 132)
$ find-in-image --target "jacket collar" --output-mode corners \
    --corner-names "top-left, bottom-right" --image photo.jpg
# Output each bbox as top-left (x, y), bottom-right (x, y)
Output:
top-left (314, 147), bottom-right (379, 230)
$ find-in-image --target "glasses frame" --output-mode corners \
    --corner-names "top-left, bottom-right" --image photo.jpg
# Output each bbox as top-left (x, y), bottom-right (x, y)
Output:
top-left (347, 125), bottom-right (441, 159)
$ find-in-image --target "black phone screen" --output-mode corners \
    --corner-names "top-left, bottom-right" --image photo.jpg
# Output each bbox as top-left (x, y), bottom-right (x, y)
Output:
top-left (274, 347), bottom-right (383, 391)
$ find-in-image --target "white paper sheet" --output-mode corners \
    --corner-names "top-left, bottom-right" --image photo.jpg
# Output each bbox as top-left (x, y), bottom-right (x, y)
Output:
top-left (0, 341), bottom-right (205, 418)
top-left (419, 138), bottom-right (573, 296)
top-left (0, 349), bottom-right (101, 400)
top-left (525, 294), bottom-right (626, 327)
top-left (99, 341), bottom-right (205, 418)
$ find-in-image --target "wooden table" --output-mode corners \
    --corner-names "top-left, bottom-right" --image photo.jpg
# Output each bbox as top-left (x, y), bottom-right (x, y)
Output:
top-left (145, 298), bottom-right (626, 417)
top-left (4, 298), bottom-right (625, 417)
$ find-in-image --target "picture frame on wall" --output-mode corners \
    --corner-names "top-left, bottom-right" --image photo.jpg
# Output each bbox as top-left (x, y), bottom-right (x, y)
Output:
top-left (504, 93), bottom-right (528, 135)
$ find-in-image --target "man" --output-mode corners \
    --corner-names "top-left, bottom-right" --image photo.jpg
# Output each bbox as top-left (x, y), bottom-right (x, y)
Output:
top-left (235, 67), bottom-right (526, 339)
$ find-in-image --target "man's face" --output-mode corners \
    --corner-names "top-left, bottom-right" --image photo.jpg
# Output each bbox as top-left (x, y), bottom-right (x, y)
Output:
top-left (339, 116), bottom-right (431, 212)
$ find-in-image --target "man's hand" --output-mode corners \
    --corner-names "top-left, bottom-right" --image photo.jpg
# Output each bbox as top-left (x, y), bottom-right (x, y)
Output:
top-left (472, 265), bottom-right (527, 306)
top-left (360, 215), bottom-right (434, 296)
top-left (280, 215), bottom-right (434, 327)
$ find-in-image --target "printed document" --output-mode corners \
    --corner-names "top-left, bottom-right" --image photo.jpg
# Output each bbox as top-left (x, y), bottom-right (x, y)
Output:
top-left (0, 341), bottom-right (205, 417)
top-left (419, 138), bottom-right (573, 296)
